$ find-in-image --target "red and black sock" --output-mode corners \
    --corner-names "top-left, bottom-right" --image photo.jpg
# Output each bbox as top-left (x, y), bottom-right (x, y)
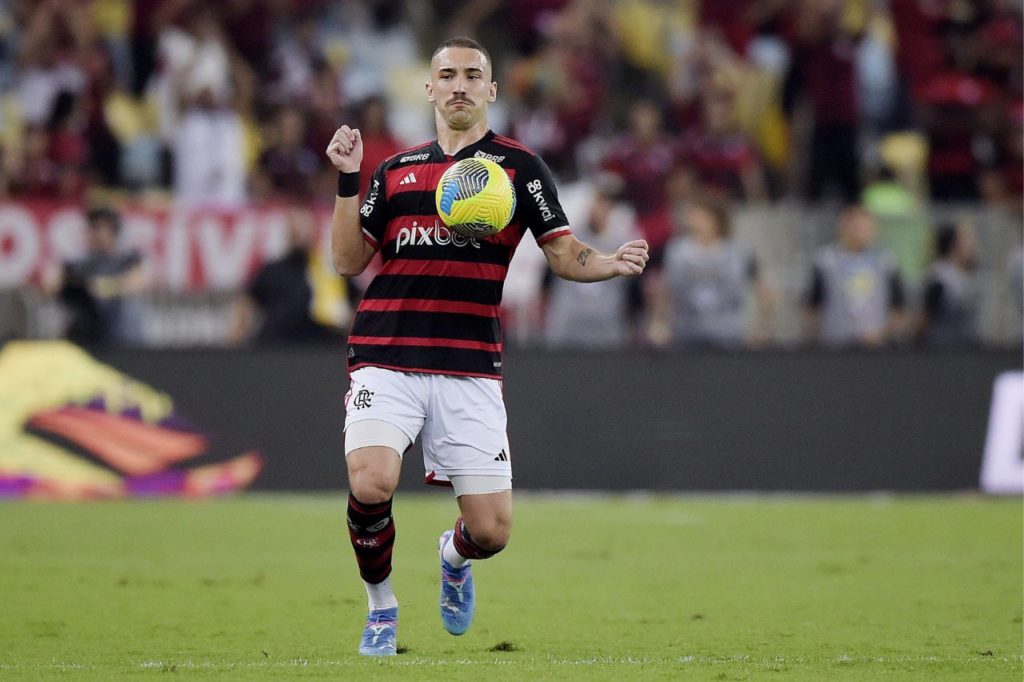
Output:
top-left (347, 494), bottom-right (395, 583)
top-left (451, 515), bottom-right (503, 560)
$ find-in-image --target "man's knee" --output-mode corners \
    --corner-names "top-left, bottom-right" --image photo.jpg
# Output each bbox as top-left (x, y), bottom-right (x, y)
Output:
top-left (461, 514), bottom-right (512, 554)
top-left (347, 447), bottom-right (400, 503)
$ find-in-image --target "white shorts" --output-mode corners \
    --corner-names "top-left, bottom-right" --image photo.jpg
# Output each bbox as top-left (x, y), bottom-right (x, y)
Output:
top-left (343, 366), bottom-right (512, 490)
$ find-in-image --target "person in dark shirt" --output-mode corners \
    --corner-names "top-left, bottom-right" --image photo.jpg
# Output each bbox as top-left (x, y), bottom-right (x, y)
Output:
top-left (785, 2), bottom-right (862, 202)
top-left (254, 106), bottom-right (320, 200)
top-left (678, 83), bottom-right (768, 203)
top-left (52, 207), bottom-right (148, 346)
top-left (602, 100), bottom-right (677, 260)
top-left (917, 223), bottom-right (979, 348)
top-left (231, 209), bottom-right (346, 345)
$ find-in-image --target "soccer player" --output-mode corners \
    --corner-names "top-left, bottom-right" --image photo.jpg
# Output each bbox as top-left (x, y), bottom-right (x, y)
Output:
top-left (325, 37), bottom-right (650, 656)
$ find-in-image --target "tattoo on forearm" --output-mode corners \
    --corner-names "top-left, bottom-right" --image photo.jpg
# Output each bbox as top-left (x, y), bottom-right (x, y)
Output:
top-left (577, 248), bottom-right (593, 266)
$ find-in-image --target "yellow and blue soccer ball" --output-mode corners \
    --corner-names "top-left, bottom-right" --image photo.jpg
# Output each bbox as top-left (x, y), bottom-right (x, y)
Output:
top-left (435, 158), bottom-right (516, 238)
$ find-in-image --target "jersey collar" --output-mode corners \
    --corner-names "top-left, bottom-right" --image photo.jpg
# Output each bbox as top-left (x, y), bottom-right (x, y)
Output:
top-left (433, 129), bottom-right (496, 160)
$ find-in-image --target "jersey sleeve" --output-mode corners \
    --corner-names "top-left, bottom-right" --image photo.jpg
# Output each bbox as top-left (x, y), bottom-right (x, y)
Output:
top-left (358, 162), bottom-right (388, 249)
top-left (515, 154), bottom-right (571, 245)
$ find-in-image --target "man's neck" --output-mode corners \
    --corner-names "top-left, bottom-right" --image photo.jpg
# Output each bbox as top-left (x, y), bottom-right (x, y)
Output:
top-left (436, 119), bottom-right (489, 156)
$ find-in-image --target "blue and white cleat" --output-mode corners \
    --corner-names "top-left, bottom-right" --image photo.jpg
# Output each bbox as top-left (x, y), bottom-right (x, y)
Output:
top-left (438, 530), bottom-right (475, 635)
top-left (358, 607), bottom-right (398, 656)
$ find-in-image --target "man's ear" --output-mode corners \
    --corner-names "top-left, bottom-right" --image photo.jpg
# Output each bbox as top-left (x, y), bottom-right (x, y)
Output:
top-left (488, 81), bottom-right (497, 103)
top-left (426, 82), bottom-right (435, 103)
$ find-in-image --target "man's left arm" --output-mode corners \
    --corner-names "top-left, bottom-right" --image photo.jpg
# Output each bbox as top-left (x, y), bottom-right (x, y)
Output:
top-left (541, 234), bottom-right (649, 282)
top-left (516, 154), bottom-right (647, 281)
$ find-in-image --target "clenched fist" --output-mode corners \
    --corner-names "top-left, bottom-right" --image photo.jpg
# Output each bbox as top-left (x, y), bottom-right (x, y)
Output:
top-left (613, 239), bottom-right (650, 277)
top-left (326, 126), bottom-right (363, 173)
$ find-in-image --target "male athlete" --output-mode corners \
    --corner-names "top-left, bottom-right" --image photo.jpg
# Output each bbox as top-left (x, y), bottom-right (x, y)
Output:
top-left (325, 37), bottom-right (649, 656)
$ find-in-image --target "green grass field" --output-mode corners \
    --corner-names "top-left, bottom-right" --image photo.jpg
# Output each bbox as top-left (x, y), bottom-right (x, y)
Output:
top-left (1, 494), bottom-right (1021, 680)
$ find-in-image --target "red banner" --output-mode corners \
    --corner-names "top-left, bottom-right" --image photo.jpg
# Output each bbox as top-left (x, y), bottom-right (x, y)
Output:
top-left (0, 201), bottom-right (337, 291)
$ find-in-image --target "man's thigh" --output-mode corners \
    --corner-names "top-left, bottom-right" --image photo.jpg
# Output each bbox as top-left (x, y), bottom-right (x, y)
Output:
top-left (344, 367), bottom-right (428, 450)
top-left (421, 375), bottom-right (511, 484)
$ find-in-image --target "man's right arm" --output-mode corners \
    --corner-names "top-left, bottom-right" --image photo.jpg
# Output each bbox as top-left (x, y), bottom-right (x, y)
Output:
top-left (326, 125), bottom-right (376, 276)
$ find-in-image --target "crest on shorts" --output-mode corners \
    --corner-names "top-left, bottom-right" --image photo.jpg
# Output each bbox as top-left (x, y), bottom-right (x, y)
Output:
top-left (352, 389), bottom-right (374, 409)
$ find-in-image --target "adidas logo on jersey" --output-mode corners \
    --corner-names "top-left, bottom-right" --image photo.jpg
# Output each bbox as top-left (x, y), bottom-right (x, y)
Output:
top-left (399, 172), bottom-right (417, 185)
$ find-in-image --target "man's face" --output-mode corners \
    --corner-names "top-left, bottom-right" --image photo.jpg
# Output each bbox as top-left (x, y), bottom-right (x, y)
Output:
top-left (87, 221), bottom-right (118, 254)
top-left (426, 47), bottom-right (496, 131)
top-left (686, 206), bottom-right (720, 243)
top-left (629, 102), bottom-right (661, 143)
top-left (840, 210), bottom-right (875, 252)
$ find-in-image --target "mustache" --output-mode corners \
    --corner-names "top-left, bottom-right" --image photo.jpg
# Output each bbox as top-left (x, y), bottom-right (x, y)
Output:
top-left (448, 97), bottom-right (474, 105)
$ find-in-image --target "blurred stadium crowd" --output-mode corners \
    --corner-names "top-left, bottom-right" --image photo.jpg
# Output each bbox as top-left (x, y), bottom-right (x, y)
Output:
top-left (0, 0), bottom-right (1021, 349)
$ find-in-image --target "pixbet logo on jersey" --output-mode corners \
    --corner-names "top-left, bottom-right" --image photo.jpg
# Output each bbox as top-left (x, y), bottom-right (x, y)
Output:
top-left (394, 220), bottom-right (480, 253)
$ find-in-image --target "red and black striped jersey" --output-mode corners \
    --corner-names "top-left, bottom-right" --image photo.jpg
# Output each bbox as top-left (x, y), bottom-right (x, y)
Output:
top-left (348, 130), bottom-right (572, 378)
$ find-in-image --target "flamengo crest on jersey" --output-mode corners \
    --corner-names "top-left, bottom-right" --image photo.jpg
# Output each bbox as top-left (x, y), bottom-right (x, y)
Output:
top-left (351, 131), bottom-right (571, 378)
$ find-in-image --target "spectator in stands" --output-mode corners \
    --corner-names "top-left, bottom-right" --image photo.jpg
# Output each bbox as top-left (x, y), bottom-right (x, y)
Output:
top-left (44, 90), bottom-right (88, 199)
top-left (158, 4), bottom-right (253, 206)
top-left (804, 206), bottom-right (906, 348)
top-left (912, 3), bottom-right (1008, 202)
top-left (861, 163), bottom-right (931, 291)
top-left (231, 209), bottom-right (352, 346)
top-left (6, 124), bottom-right (61, 198)
top-left (508, 63), bottom-right (571, 175)
top-left (78, 38), bottom-right (124, 189)
top-left (650, 198), bottom-right (773, 350)
top-left (975, 2), bottom-right (1023, 96)
top-left (981, 100), bottom-right (1024, 206)
top-left (916, 69), bottom-right (1001, 201)
top-left (14, 0), bottom-right (89, 128)
top-left (221, 0), bottom-right (278, 80)
top-left (888, 0), bottom-right (948, 99)
top-left (543, 184), bottom-right (639, 349)
top-left (306, 59), bottom-right (349, 199)
top-left (253, 106), bottom-right (319, 201)
top-left (545, 3), bottom-right (613, 166)
top-left (353, 95), bottom-right (403, 199)
top-left (917, 223), bottom-right (979, 349)
top-left (785, 0), bottom-right (863, 202)
top-left (48, 207), bottom-right (149, 346)
top-left (678, 78), bottom-right (767, 202)
top-left (509, 5), bottom-right (612, 177)
top-left (602, 100), bottom-right (677, 264)
top-left (265, 8), bottom-right (324, 107)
